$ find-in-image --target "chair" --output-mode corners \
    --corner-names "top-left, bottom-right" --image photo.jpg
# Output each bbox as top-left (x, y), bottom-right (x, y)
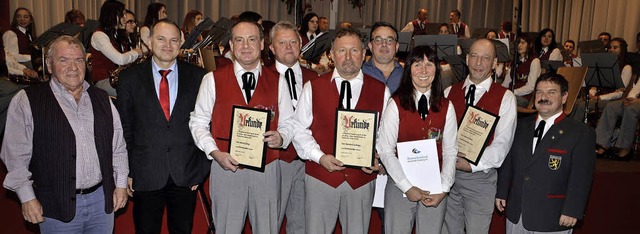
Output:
top-left (516, 66), bottom-right (588, 115)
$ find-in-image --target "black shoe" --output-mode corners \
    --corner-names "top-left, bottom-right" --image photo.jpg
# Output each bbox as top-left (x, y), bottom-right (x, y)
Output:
top-left (595, 145), bottom-right (609, 158)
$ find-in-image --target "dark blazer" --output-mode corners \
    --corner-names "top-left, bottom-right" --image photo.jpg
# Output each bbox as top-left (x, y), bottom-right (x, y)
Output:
top-left (496, 114), bottom-right (596, 232)
top-left (116, 59), bottom-right (210, 191)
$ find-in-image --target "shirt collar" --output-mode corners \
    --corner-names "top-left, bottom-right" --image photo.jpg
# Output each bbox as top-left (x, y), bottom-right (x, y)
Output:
top-left (17, 26), bottom-right (27, 34)
top-left (462, 76), bottom-right (493, 92)
top-left (331, 69), bottom-right (363, 83)
top-left (363, 59), bottom-right (403, 70)
top-left (275, 60), bottom-right (302, 75)
top-left (234, 60), bottom-right (262, 78)
top-left (49, 76), bottom-right (89, 96)
top-left (414, 89), bottom-right (431, 101)
top-left (536, 111), bottom-right (562, 127)
top-left (152, 58), bottom-right (178, 76)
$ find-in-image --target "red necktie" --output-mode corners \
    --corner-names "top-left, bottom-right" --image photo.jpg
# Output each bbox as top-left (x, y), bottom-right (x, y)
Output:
top-left (159, 69), bottom-right (172, 121)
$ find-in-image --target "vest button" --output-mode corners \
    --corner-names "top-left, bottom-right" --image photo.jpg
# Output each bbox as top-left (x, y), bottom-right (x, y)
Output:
top-left (524, 176), bottom-right (530, 181)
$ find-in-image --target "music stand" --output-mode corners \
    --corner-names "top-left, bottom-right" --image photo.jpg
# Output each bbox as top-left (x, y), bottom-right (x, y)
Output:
top-left (397, 31), bottom-right (412, 52)
top-left (413, 34), bottom-right (457, 59)
top-left (540, 60), bottom-right (566, 74)
top-left (302, 30), bottom-right (337, 64)
top-left (472, 27), bottom-right (496, 38)
top-left (626, 53), bottom-right (640, 76)
top-left (491, 39), bottom-right (510, 63)
top-left (443, 55), bottom-right (468, 83)
top-left (581, 52), bottom-right (623, 122)
top-left (32, 22), bottom-right (84, 76)
top-left (182, 17), bottom-right (214, 49)
top-left (425, 23), bottom-right (445, 35)
top-left (579, 40), bottom-right (606, 54)
top-left (458, 38), bottom-right (476, 58)
top-left (200, 17), bottom-right (234, 49)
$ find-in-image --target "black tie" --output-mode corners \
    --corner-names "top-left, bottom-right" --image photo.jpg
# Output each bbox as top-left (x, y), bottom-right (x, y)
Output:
top-left (539, 49), bottom-right (546, 58)
top-left (418, 94), bottom-right (429, 120)
top-left (242, 72), bottom-right (256, 103)
top-left (310, 34), bottom-right (315, 40)
top-left (534, 120), bottom-right (546, 147)
top-left (465, 84), bottom-right (476, 106)
top-left (285, 68), bottom-right (297, 100)
top-left (339, 80), bottom-right (352, 109)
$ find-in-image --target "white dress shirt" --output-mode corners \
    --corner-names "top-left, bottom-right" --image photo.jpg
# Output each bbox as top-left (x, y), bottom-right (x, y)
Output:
top-left (501, 57), bottom-right (542, 96)
top-left (90, 31), bottom-right (141, 65)
top-left (377, 90), bottom-right (458, 193)
top-left (540, 47), bottom-right (563, 62)
top-left (288, 69), bottom-right (392, 163)
top-left (274, 61), bottom-right (304, 108)
top-left (532, 111), bottom-right (562, 153)
top-left (444, 76), bottom-right (517, 173)
top-left (189, 61), bottom-right (295, 160)
top-left (596, 65), bottom-right (633, 101)
top-left (3, 27), bottom-right (32, 75)
top-left (151, 58), bottom-right (178, 114)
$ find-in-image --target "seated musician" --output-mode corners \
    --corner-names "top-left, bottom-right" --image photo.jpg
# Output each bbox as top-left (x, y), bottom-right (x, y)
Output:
top-left (502, 34), bottom-right (541, 108)
top-left (3, 8), bottom-right (39, 84)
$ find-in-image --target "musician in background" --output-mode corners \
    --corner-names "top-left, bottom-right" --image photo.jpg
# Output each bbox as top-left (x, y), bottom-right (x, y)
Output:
top-left (181, 10), bottom-right (204, 43)
top-left (3, 7), bottom-right (38, 81)
top-left (502, 34), bottom-right (541, 107)
top-left (90, 1), bottom-right (143, 96)
top-left (65, 9), bottom-right (86, 27)
top-left (140, 3), bottom-right (167, 49)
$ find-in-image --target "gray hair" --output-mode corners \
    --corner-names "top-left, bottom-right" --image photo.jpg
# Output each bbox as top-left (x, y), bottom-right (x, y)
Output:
top-left (47, 35), bottom-right (86, 60)
top-left (269, 21), bottom-right (300, 44)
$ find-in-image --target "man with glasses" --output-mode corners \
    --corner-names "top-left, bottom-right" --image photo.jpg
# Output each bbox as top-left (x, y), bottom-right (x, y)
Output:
top-left (363, 21), bottom-right (404, 94)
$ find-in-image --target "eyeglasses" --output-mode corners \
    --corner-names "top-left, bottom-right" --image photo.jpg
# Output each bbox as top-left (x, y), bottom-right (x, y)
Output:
top-left (371, 36), bottom-right (397, 45)
top-left (126, 20), bottom-right (136, 25)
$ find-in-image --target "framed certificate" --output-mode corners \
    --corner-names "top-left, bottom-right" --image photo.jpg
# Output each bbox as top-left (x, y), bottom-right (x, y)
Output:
top-left (457, 105), bottom-right (500, 165)
top-left (228, 106), bottom-right (271, 172)
top-left (333, 109), bottom-right (378, 168)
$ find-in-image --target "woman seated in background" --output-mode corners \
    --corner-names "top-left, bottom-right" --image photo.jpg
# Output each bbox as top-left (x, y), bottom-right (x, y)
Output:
top-left (502, 34), bottom-right (541, 107)
top-left (181, 10), bottom-right (203, 42)
top-left (3, 7), bottom-right (38, 80)
top-left (438, 23), bottom-right (451, 35)
top-left (299, 12), bottom-right (319, 47)
top-left (90, 1), bottom-right (142, 96)
top-left (571, 38), bottom-right (632, 122)
top-left (140, 2), bottom-right (167, 48)
top-left (485, 30), bottom-right (498, 39)
top-left (534, 28), bottom-right (563, 61)
top-left (377, 46), bottom-right (457, 233)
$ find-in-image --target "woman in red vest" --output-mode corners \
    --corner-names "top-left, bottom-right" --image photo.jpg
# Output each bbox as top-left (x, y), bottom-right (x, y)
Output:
top-left (502, 33), bottom-right (541, 107)
top-left (3, 7), bottom-right (38, 79)
top-left (377, 46), bottom-right (458, 233)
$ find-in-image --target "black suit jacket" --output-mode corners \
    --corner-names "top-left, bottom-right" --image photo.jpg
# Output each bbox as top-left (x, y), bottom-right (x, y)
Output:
top-left (497, 114), bottom-right (596, 232)
top-left (116, 60), bottom-right (210, 191)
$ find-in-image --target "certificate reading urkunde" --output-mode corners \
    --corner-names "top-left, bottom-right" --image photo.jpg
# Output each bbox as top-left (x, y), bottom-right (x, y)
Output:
top-left (229, 106), bottom-right (271, 171)
top-left (457, 105), bottom-right (499, 165)
top-left (333, 109), bottom-right (378, 168)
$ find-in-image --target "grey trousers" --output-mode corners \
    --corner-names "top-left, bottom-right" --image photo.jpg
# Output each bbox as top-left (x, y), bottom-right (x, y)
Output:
top-left (506, 215), bottom-right (573, 234)
top-left (596, 99), bottom-right (640, 149)
top-left (384, 178), bottom-right (447, 234)
top-left (210, 161), bottom-right (280, 234)
top-left (277, 159), bottom-right (306, 234)
top-left (570, 99), bottom-right (610, 123)
top-left (443, 169), bottom-right (497, 234)
top-left (305, 175), bottom-right (375, 234)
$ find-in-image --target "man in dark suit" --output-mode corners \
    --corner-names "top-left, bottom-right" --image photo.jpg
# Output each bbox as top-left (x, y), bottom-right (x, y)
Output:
top-left (116, 19), bottom-right (210, 234)
top-left (496, 73), bottom-right (596, 233)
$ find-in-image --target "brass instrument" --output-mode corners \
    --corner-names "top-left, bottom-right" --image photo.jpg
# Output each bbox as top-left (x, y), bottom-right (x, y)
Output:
top-left (109, 35), bottom-right (151, 88)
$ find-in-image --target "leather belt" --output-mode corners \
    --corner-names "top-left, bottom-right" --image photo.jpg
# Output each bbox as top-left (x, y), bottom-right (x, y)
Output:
top-left (75, 182), bottom-right (102, 194)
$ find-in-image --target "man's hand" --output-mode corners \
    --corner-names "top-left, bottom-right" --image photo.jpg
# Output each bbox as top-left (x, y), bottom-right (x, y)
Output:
top-left (127, 177), bottom-right (134, 197)
top-left (211, 150), bottom-right (239, 172)
top-left (495, 198), bottom-right (507, 212)
top-left (422, 192), bottom-right (447, 207)
top-left (319, 155), bottom-right (345, 173)
top-left (362, 156), bottom-right (381, 174)
top-left (405, 187), bottom-right (428, 202)
top-left (113, 188), bottom-right (128, 212)
top-left (559, 215), bottom-right (577, 227)
top-left (455, 153), bottom-right (472, 172)
top-left (263, 131), bottom-right (283, 148)
top-left (22, 68), bottom-right (38, 78)
top-left (21, 199), bottom-right (44, 224)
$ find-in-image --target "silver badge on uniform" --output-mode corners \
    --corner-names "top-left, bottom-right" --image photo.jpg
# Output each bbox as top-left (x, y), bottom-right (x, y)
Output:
top-left (548, 155), bottom-right (562, 170)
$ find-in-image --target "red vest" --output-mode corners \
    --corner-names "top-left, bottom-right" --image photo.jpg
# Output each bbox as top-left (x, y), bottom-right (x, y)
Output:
top-left (453, 22), bottom-right (467, 38)
top-left (89, 29), bottom-right (120, 82)
top-left (538, 48), bottom-right (552, 61)
top-left (448, 81), bottom-right (507, 145)
top-left (211, 65), bottom-right (281, 165)
top-left (411, 20), bottom-right (428, 36)
top-left (307, 73), bottom-right (386, 189)
top-left (266, 63), bottom-right (319, 162)
top-left (10, 27), bottom-right (33, 55)
top-left (394, 96), bottom-right (450, 169)
top-left (514, 57), bottom-right (535, 100)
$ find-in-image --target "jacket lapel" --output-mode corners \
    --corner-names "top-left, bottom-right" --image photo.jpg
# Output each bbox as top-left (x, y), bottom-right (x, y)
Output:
top-left (529, 116), bottom-right (568, 166)
top-left (140, 61), bottom-right (168, 122)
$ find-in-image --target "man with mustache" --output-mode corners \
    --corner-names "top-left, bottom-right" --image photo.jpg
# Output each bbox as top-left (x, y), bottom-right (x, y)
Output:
top-left (443, 38), bottom-right (517, 233)
top-left (287, 27), bottom-right (390, 234)
top-left (496, 73), bottom-right (596, 233)
top-left (363, 21), bottom-right (404, 94)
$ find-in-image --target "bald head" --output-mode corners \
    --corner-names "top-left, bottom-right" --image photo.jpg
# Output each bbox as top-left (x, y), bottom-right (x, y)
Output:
top-left (466, 38), bottom-right (498, 83)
